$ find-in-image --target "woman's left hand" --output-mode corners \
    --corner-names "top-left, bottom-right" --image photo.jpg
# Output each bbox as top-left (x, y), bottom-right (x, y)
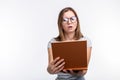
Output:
top-left (63, 69), bottom-right (87, 76)
top-left (76, 70), bottom-right (87, 76)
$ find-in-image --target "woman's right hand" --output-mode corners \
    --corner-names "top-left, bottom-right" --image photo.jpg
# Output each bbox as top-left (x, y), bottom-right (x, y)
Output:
top-left (47, 57), bottom-right (65, 74)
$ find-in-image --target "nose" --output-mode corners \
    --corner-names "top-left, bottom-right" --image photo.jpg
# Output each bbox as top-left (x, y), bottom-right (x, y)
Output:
top-left (68, 19), bottom-right (72, 24)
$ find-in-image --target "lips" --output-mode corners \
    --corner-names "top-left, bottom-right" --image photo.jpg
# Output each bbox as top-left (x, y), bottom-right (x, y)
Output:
top-left (68, 26), bottom-right (72, 28)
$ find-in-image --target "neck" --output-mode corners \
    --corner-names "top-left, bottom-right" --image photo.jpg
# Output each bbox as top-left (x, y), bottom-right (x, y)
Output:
top-left (64, 32), bottom-right (75, 41)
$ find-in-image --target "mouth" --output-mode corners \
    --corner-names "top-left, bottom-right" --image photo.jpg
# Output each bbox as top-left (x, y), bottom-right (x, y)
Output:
top-left (68, 26), bottom-right (73, 28)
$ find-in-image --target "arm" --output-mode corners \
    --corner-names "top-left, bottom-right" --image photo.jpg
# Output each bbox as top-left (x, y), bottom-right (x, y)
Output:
top-left (87, 47), bottom-right (92, 65)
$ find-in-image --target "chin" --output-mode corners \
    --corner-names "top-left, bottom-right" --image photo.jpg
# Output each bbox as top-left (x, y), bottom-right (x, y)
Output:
top-left (66, 30), bottom-right (75, 33)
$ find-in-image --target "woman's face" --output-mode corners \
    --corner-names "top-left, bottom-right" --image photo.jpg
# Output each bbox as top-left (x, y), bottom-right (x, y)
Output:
top-left (62, 10), bottom-right (77, 34)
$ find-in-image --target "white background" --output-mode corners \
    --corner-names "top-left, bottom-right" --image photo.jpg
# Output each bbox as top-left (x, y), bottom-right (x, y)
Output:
top-left (0, 0), bottom-right (120, 80)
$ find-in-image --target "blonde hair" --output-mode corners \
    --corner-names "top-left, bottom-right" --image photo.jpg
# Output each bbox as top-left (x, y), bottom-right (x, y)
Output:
top-left (55, 7), bottom-right (83, 41)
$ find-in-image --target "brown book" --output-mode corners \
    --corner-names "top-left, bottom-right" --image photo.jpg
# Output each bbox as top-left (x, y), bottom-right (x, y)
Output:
top-left (51, 40), bottom-right (87, 70)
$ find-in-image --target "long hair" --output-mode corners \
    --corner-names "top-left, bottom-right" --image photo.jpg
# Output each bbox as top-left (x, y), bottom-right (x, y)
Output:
top-left (55, 7), bottom-right (83, 41)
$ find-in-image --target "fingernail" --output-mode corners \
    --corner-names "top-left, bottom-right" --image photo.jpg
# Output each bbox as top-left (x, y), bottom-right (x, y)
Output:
top-left (57, 57), bottom-right (60, 59)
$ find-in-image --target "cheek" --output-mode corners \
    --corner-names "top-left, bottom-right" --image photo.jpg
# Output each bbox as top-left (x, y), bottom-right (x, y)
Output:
top-left (75, 22), bottom-right (77, 26)
top-left (62, 24), bottom-right (67, 29)
top-left (73, 23), bottom-right (77, 29)
top-left (62, 26), bottom-right (67, 31)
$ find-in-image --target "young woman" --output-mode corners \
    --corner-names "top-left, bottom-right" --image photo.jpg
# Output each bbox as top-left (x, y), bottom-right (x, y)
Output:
top-left (47, 7), bottom-right (92, 80)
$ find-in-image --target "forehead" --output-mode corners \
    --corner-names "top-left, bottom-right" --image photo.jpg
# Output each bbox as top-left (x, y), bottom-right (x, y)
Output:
top-left (63, 10), bottom-right (75, 18)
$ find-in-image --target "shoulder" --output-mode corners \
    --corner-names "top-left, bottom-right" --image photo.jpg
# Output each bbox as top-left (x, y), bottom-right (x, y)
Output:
top-left (47, 38), bottom-right (57, 48)
top-left (79, 36), bottom-right (92, 47)
top-left (49, 38), bottom-right (56, 42)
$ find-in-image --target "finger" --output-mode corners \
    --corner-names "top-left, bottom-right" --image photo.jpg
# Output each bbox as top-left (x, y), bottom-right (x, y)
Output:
top-left (62, 69), bottom-right (68, 73)
top-left (77, 70), bottom-right (87, 76)
top-left (54, 59), bottom-right (64, 67)
top-left (82, 70), bottom-right (87, 75)
top-left (55, 66), bottom-right (64, 74)
top-left (53, 62), bottom-right (65, 72)
top-left (77, 70), bottom-right (82, 76)
top-left (49, 58), bottom-right (64, 74)
top-left (78, 70), bottom-right (82, 74)
top-left (69, 69), bottom-right (74, 74)
top-left (69, 69), bottom-right (77, 75)
top-left (51, 57), bottom-right (60, 65)
top-left (50, 58), bottom-right (64, 71)
top-left (57, 61), bottom-right (65, 69)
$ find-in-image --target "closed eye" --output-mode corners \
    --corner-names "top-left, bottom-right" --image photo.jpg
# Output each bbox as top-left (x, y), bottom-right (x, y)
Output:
top-left (70, 16), bottom-right (76, 21)
top-left (63, 18), bottom-right (68, 22)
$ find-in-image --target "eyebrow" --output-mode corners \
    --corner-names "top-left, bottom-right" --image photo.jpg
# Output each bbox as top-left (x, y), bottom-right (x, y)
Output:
top-left (63, 16), bottom-right (76, 18)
